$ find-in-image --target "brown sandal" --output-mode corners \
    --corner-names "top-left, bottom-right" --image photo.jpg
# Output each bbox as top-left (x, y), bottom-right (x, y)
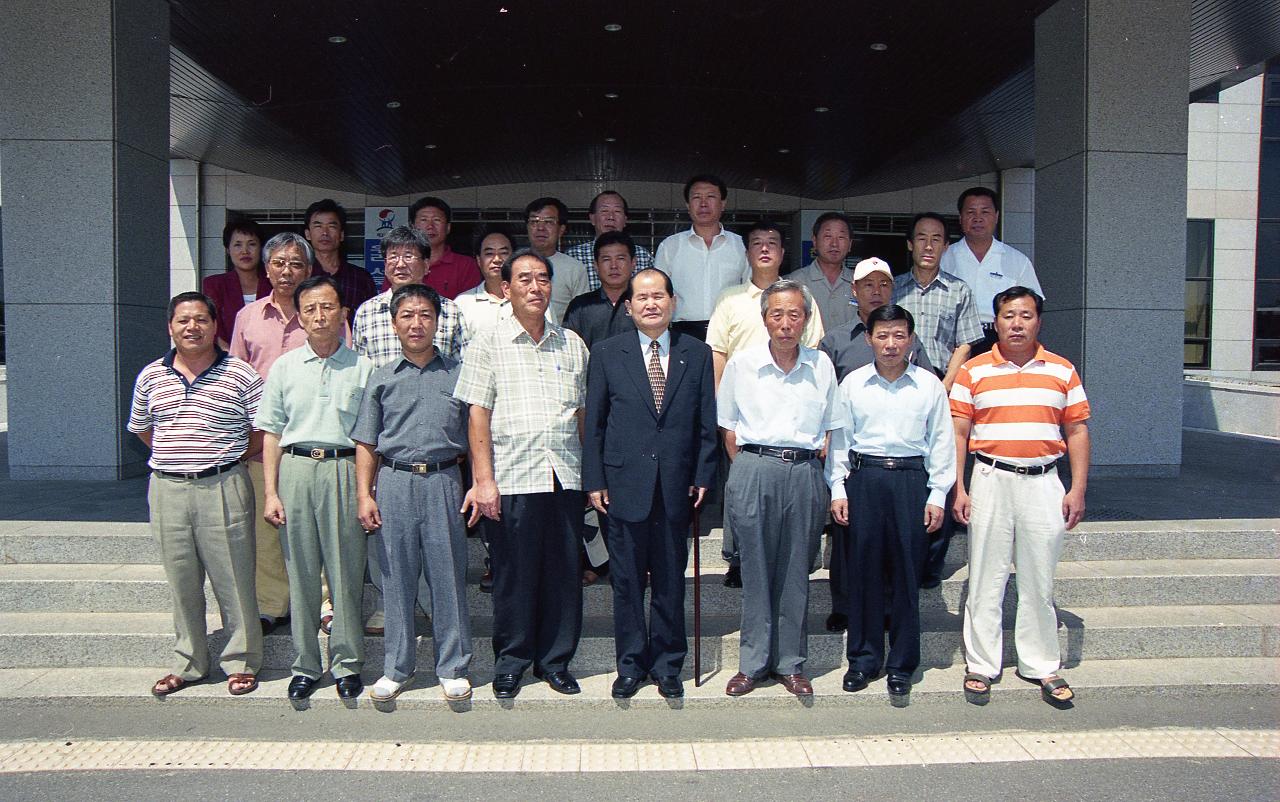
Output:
top-left (227, 673), bottom-right (258, 696)
top-left (152, 673), bottom-right (202, 697)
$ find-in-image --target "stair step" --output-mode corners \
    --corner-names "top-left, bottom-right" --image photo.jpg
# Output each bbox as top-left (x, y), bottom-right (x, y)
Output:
top-left (0, 605), bottom-right (1274, 672)
top-left (2, 656), bottom-right (1276, 709)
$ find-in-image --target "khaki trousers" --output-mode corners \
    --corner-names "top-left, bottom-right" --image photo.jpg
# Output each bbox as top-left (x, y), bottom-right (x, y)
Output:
top-left (247, 460), bottom-right (291, 619)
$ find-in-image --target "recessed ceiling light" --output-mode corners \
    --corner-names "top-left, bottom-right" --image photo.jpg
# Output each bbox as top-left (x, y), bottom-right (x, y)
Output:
top-left (813, 105), bottom-right (830, 113)
top-left (425, 144), bottom-right (438, 150)
top-left (451, 174), bottom-right (462, 180)
top-left (870, 42), bottom-right (888, 51)
top-left (385, 100), bottom-right (401, 109)
top-left (327, 35), bottom-right (347, 44)
top-left (604, 23), bottom-right (622, 32)
top-left (777, 147), bottom-right (790, 154)
top-left (604, 91), bottom-right (619, 99)
top-left (498, 6), bottom-right (508, 12)
top-left (604, 137), bottom-right (617, 143)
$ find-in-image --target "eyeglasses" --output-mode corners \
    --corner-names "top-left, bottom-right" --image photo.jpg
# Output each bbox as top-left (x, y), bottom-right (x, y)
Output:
top-left (384, 252), bottom-right (422, 264)
top-left (268, 258), bottom-right (309, 270)
top-left (527, 216), bottom-right (560, 227)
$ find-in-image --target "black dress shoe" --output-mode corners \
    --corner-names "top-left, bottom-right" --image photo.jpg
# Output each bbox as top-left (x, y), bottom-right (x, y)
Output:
top-left (723, 565), bottom-right (742, 588)
top-left (539, 671), bottom-right (581, 695)
top-left (492, 672), bottom-right (522, 699)
top-left (654, 675), bottom-right (684, 698)
top-left (842, 669), bottom-right (871, 693)
top-left (335, 675), bottom-right (363, 699)
top-left (825, 612), bottom-right (847, 633)
top-left (920, 576), bottom-right (942, 589)
top-left (611, 676), bottom-right (643, 699)
top-left (287, 675), bottom-right (317, 700)
top-left (887, 676), bottom-right (911, 696)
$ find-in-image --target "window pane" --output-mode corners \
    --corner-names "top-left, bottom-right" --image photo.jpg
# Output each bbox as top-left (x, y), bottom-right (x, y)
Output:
top-left (1256, 309), bottom-right (1280, 340)
top-left (1185, 280), bottom-right (1211, 338)
top-left (1184, 341), bottom-right (1208, 368)
top-left (1260, 222), bottom-right (1280, 281)
top-left (1260, 138), bottom-right (1280, 220)
top-left (1255, 280), bottom-right (1280, 311)
top-left (1255, 340), bottom-right (1280, 368)
top-left (1186, 220), bottom-right (1214, 278)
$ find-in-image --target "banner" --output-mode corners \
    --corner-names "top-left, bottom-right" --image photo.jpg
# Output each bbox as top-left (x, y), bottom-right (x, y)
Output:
top-left (363, 206), bottom-right (407, 286)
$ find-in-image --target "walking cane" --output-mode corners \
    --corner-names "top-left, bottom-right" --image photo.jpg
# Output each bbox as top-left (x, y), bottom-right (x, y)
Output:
top-left (692, 504), bottom-right (702, 686)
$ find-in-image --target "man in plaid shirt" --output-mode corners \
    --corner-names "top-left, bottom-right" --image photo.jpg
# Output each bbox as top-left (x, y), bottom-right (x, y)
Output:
top-left (565, 190), bottom-right (655, 291)
top-left (353, 226), bottom-right (468, 368)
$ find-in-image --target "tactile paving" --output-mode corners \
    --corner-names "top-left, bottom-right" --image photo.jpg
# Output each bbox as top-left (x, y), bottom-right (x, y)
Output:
top-left (959, 733), bottom-right (1035, 763)
top-left (801, 739), bottom-right (869, 767)
top-left (461, 743), bottom-right (525, 772)
top-left (908, 735), bottom-right (980, 764)
top-left (579, 743), bottom-right (639, 772)
top-left (1013, 731), bottom-right (1141, 761)
top-left (856, 736), bottom-right (922, 766)
top-left (1217, 729), bottom-right (1280, 758)
top-left (634, 742), bottom-right (697, 771)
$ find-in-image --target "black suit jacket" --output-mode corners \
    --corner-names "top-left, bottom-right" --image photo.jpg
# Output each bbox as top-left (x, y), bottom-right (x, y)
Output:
top-left (583, 329), bottom-right (719, 525)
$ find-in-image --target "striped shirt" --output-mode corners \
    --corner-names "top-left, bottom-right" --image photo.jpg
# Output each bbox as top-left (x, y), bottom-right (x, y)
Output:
top-left (564, 240), bottom-right (655, 292)
top-left (949, 343), bottom-right (1090, 465)
top-left (453, 315), bottom-right (589, 495)
top-left (127, 350), bottom-right (263, 472)
top-left (351, 288), bottom-right (468, 368)
top-left (891, 269), bottom-right (985, 370)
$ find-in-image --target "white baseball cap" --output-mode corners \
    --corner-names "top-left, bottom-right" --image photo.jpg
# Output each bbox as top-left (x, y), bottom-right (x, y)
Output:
top-left (852, 257), bottom-right (892, 281)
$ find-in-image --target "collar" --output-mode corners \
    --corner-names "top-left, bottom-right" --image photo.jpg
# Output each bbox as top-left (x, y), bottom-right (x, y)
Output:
top-left (464, 284), bottom-right (508, 304)
top-left (162, 347), bottom-right (228, 382)
top-left (866, 361), bottom-right (919, 387)
top-left (301, 340), bottom-right (353, 363)
top-left (261, 295), bottom-right (297, 321)
top-left (903, 269), bottom-right (952, 291)
top-left (393, 352), bottom-right (444, 373)
top-left (989, 341), bottom-right (1047, 367)
top-left (805, 260), bottom-right (853, 281)
top-left (637, 329), bottom-right (671, 354)
top-left (686, 225), bottom-right (726, 243)
top-left (747, 342), bottom-right (819, 374)
top-left (745, 276), bottom-right (780, 298)
top-left (962, 237), bottom-right (1007, 259)
top-left (503, 315), bottom-right (561, 346)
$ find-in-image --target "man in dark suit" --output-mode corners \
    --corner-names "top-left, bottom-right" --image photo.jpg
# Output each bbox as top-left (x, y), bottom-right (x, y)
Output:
top-left (583, 268), bottom-right (719, 700)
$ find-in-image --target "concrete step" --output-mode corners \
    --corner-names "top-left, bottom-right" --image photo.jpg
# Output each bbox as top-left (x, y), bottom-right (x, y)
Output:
top-left (1, 656), bottom-right (1276, 710)
top-left (2, 559), bottom-right (1277, 616)
top-left (0, 605), bottom-right (1274, 673)
top-left (3, 518), bottom-right (1277, 566)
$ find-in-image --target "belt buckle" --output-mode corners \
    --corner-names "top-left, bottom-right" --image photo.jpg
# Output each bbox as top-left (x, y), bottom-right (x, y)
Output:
top-left (781, 448), bottom-right (797, 462)
top-left (309, 448), bottom-right (325, 460)
top-left (411, 463), bottom-right (429, 475)
top-left (883, 458), bottom-right (898, 470)
top-left (1015, 464), bottom-right (1030, 475)
top-left (182, 471), bottom-right (198, 480)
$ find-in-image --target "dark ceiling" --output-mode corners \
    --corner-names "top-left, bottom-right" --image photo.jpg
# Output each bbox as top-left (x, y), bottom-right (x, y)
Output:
top-left (168, 0), bottom-right (1280, 201)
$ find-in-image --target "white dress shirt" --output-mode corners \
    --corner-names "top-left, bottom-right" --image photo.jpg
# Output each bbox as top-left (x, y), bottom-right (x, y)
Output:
top-left (938, 237), bottom-right (1043, 324)
top-left (548, 251), bottom-right (591, 325)
top-left (826, 362), bottom-right (956, 507)
top-left (637, 329), bottom-right (671, 374)
top-left (654, 226), bottom-right (750, 321)
top-left (717, 342), bottom-right (844, 451)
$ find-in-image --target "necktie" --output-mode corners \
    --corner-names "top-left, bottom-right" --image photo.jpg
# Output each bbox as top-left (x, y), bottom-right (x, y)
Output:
top-left (647, 339), bottom-right (665, 412)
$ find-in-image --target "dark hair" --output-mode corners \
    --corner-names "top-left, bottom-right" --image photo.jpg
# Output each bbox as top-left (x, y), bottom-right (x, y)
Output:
top-left (594, 230), bottom-right (636, 259)
top-left (167, 291), bottom-right (217, 323)
top-left (957, 186), bottom-right (999, 213)
top-left (811, 212), bottom-right (852, 239)
top-left (629, 268), bottom-right (675, 297)
top-left (222, 217), bottom-right (265, 249)
top-left (409, 196), bottom-right (452, 225)
top-left (472, 223), bottom-right (517, 255)
top-left (745, 220), bottom-right (785, 244)
top-left (683, 173), bottom-right (728, 202)
top-left (304, 198), bottom-right (348, 229)
top-left (292, 274), bottom-right (341, 310)
top-left (389, 283), bottom-right (441, 318)
top-left (588, 190), bottom-right (630, 216)
top-left (992, 286), bottom-right (1043, 317)
top-left (866, 303), bottom-right (915, 335)
top-left (502, 248), bottom-right (555, 283)
top-left (380, 225), bottom-right (431, 261)
top-left (524, 197), bottom-right (569, 225)
top-left (908, 212), bottom-right (949, 239)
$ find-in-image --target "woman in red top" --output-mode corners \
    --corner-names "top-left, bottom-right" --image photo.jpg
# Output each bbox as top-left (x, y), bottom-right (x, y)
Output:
top-left (203, 218), bottom-right (272, 348)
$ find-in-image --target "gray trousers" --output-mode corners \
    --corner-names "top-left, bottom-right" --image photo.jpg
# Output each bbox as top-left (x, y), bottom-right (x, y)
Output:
top-left (726, 451), bottom-right (827, 677)
top-left (278, 452), bottom-right (366, 679)
top-left (148, 465), bottom-right (262, 679)
top-left (375, 463), bottom-right (472, 681)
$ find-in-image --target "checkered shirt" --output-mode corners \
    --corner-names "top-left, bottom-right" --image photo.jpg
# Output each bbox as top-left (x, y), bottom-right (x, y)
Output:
top-left (891, 270), bottom-right (985, 371)
top-left (564, 241), bottom-right (655, 292)
top-left (453, 316), bottom-right (589, 495)
top-left (351, 288), bottom-right (469, 368)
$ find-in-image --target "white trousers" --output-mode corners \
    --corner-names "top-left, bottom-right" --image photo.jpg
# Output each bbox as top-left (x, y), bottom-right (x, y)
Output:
top-left (962, 461), bottom-right (1066, 679)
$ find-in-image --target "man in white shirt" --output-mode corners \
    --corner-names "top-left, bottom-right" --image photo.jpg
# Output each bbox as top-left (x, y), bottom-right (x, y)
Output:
top-left (938, 187), bottom-right (1043, 354)
top-left (717, 279), bottom-right (844, 698)
top-left (828, 304), bottom-right (955, 707)
top-left (790, 212), bottom-right (856, 329)
top-left (524, 197), bottom-right (590, 324)
top-left (654, 174), bottom-right (749, 341)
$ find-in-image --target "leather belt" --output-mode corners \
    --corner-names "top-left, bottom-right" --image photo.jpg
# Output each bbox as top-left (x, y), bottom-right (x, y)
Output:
top-left (740, 444), bottom-right (818, 463)
top-left (976, 452), bottom-right (1055, 476)
top-left (154, 460), bottom-right (242, 481)
top-left (286, 446), bottom-right (356, 460)
top-left (385, 456), bottom-right (462, 475)
top-left (850, 452), bottom-right (925, 471)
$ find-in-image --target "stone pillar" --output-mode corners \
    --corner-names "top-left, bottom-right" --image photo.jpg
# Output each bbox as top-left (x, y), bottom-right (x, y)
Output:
top-left (1034, 0), bottom-right (1189, 475)
top-left (169, 159), bottom-right (201, 297)
top-left (0, 0), bottom-right (171, 479)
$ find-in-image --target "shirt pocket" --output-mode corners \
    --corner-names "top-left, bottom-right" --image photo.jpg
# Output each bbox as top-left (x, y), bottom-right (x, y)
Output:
top-left (336, 385), bottom-right (366, 432)
top-left (935, 312), bottom-right (956, 346)
top-left (796, 398), bottom-right (829, 439)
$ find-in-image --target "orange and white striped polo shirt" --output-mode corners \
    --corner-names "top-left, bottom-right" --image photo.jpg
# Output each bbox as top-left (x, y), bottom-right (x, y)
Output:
top-left (949, 343), bottom-right (1090, 463)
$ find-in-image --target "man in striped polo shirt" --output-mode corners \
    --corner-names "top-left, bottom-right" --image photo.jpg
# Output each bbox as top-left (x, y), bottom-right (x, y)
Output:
top-left (128, 291), bottom-right (264, 698)
top-left (950, 286), bottom-right (1090, 707)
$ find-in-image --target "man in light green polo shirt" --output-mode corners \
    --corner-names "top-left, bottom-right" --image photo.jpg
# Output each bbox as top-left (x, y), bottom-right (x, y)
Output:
top-left (256, 274), bottom-right (376, 702)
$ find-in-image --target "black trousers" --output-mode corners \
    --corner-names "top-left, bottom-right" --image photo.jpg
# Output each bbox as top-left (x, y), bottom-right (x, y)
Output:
top-left (491, 483), bottom-right (584, 674)
top-left (606, 481), bottom-right (689, 679)
top-left (828, 522), bottom-right (849, 615)
top-left (844, 464), bottom-right (929, 680)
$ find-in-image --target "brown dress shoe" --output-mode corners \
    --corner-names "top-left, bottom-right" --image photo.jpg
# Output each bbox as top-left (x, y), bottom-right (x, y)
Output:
top-left (772, 673), bottom-right (813, 696)
top-left (725, 672), bottom-right (756, 696)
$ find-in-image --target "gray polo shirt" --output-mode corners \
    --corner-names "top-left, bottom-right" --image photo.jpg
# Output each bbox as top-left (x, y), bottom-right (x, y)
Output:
top-left (351, 353), bottom-right (468, 463)
top-left (818, 317), bottom-right (933, 384)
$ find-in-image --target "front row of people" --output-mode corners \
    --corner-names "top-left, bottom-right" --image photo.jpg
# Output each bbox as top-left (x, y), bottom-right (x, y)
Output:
top-left (129, 263), bottom-right (1088, 707)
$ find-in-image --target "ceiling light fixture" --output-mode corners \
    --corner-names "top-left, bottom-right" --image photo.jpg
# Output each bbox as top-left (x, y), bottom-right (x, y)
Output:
top-left (604, 23), bottom-right (622, 32)
top-left (870, 42), bottom-right (888, 51)
top-left (604, 136), bottom-right (617, 143)
top-left (328, 35), bottom-right (347, 44)
top-left (777, 147), bottom-right (790, 154)
top-left (813, 105), bottom-right (830, 113)
top-left (451, 174), bottom-right (462, 180)
top-left (604, 91), bottom-right (619, 99)
top-left (385, 100), bottom-right (401, 109)
top-left (425, 144), bottom-right (438, 150)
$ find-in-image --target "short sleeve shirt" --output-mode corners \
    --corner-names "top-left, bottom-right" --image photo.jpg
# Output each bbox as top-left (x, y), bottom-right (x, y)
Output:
top-left (938, 238), bottom-right (1043, 324)
top-left (351, 354), bottom-right (468, 463)
top-left (706, 280), bottom-right (825, 358)
top-left (791, 261), bottom-right (856, 330)
top-left (891, 269), bottom-right (985, 369)
top-left (254, 342), bottom-right (376, 449)
top-left (351, 288), bottom-right (468, 367)
top-left (716, 343), bottom-right (845, 450)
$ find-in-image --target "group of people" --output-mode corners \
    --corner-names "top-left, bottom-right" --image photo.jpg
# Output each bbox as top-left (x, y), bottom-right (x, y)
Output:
top-left (127, 175), bottom-right (1088, 708)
